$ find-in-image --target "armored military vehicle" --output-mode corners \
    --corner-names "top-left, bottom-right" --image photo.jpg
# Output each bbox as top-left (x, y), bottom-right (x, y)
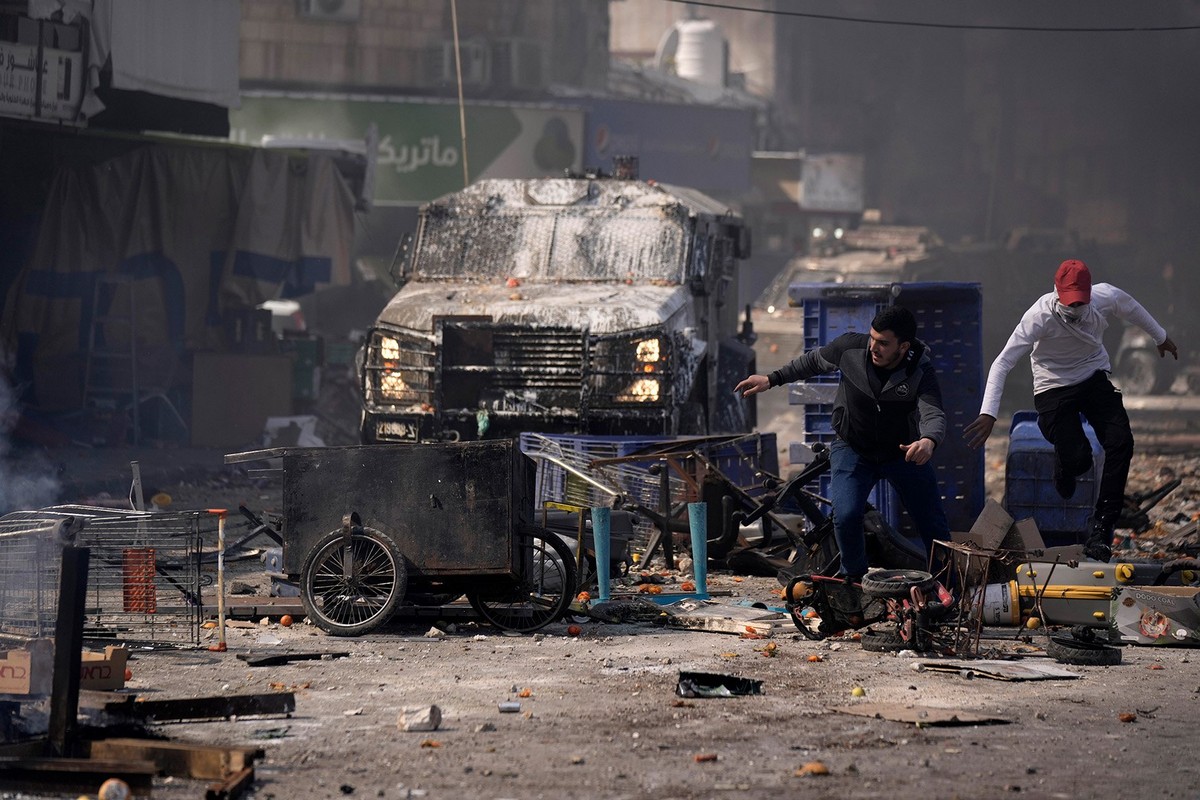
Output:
top-left (360, 172), bottom-right (756, 442)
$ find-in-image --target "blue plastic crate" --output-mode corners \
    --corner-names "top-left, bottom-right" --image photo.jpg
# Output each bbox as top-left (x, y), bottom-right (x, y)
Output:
top-left (1003, 410), bottom-right (1104, 545)
top-left (784, 282), bottom-right (985, 537)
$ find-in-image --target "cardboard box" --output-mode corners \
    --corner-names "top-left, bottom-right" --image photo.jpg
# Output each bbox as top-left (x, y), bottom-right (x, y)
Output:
top-left (0, 649), bottom-right (36, 695)
top-left (947, 500), bottom-right (1046, 585)
top-left (0, 646), bottom-right (128, 695)
top-left (1113, 586), bottom-right (1200, 646)
top-left (81, 645), bottom-right (130, 690)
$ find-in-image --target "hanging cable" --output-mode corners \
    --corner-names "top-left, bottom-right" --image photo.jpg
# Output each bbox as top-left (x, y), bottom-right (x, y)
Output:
top-left (450, 0), bottom-right (470, 187)
top-left (663, 0), bottom-right (1200, 33)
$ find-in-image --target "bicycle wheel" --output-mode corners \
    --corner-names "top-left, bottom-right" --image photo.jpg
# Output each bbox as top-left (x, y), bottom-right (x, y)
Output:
top-left (300, 526), bottom-right (407, 636)
top-left (468, 527), bottom-right (576, 633)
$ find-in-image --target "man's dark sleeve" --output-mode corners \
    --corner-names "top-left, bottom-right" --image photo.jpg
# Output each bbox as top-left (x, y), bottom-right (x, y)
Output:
top-left (768, 333), bottom-right (857, 387)
top-left (915, 366), bottom-right (947, 446)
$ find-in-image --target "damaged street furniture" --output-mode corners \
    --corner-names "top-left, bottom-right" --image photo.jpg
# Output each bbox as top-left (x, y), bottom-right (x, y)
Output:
top-left (523, 431), bottom-right (784, 593)
top-left (225, 440), bottom-right (576, 636)
top-left (1, 504), bottom-right (208, 646)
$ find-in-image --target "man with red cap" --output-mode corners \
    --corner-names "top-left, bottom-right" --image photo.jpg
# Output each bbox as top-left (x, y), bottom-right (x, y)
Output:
top-left (964, 260), bottom-right (1178, 562)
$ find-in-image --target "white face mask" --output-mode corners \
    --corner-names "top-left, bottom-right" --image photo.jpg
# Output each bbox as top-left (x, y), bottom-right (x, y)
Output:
top-left (1055, 301), bottom-right (1086, 323)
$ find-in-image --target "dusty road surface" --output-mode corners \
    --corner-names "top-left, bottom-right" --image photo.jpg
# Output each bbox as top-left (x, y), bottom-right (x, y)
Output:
top-left (85, 583), bottom-right (1200, 800)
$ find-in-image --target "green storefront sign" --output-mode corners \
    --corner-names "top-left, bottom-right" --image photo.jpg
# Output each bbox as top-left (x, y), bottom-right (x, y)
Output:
top-left (231, 94), bottom-right (583, 205)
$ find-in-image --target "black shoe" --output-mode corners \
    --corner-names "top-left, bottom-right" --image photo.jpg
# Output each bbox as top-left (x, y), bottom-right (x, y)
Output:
top-left (1082, 541), bottom-right (1112, 562)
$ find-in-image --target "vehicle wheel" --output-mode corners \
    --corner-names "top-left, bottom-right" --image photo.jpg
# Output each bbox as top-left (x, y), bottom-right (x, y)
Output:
top-left (300, 526), bottom-right (407, 636)
top-left (1046, 634), bottom-right (1122, 666)
top-left (468, 527), bottom-right (577, 633)
top-left (860, 627), bottom-right (907, 652)
top-left (860, 569), bottom-right (936, 598)
top-left (1114, 350), bottom-right (1172, 396)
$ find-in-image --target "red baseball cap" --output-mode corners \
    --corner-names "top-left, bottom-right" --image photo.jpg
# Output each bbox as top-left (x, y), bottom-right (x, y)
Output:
top-left (1055, 259), bottom-right (1091, 304)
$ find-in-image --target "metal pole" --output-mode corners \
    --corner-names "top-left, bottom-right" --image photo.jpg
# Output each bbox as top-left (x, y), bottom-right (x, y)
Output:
top-left (591, 507), bottom-right (611, 602)
top-left (687, 502), bottom-right (709, 598)
top-left (48, 545), bottom-right (89, 757)
top-left (657, 460), bottom-right (674, 570)
top-left (208, 510), bottom-right (228, 652)
top-left (130, 461), bottom-right (145, 512)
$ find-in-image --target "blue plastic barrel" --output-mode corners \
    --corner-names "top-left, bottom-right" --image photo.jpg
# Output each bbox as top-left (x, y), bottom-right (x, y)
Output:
top-left (1003, 410), bottom-right (1105, 545)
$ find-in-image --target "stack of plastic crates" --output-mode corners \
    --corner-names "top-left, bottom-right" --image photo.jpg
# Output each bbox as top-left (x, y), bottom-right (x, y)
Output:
top-left (3, 506), bottom-right (211, 646)
top-left (519, 432), bottom-right (779, 546)
top-left (785, 282), bottom-right (985, 535)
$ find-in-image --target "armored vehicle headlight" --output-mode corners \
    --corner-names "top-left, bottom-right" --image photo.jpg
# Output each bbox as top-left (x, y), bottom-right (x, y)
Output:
top-left (635, 338), bottom-right (661, 363)
top-left (616, 378), bottom-right (660, 403)
top-left (366, 330), bottom-right (434, 405)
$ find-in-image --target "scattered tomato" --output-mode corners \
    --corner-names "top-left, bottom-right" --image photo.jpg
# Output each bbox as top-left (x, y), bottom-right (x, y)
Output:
top-left (279, 614), bottom-right (294, 627)
top-left (795, 761), bottom-right (830, 776)
top-left (567, 624), bottom-right (582, 637)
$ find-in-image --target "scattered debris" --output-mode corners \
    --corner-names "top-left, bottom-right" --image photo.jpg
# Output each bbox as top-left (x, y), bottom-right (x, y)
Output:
top-left (399, 705), bottom-right (442, 732)
top-left (104, 692), bottom-right (296, 723)
top-left (795, 761), bottom-right (830, 777)
top-left (662, 599), bottom-right (792, 637)
top-left (915, 660), bottom-right (1081, 682)
top-left (236, 651), bottom-right (350, 667)
top-left (676, 671), bottom-right (764, 698)
top-left (830, 703), bottom-right (1010, 726)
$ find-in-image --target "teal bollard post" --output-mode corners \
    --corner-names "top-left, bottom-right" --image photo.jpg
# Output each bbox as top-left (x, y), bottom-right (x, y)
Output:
top-left (591, 507), bottom-right (612, 602)
top-left (687, 502), bottom-right (709, 598)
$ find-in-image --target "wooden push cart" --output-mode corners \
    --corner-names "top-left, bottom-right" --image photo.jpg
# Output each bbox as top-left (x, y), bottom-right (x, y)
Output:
top-left (224, 440), bottom-right (576, 636)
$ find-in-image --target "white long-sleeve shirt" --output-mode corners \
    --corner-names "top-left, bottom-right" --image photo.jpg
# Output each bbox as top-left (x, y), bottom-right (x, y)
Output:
top-left (979, 283), bottom-right (1167, 418)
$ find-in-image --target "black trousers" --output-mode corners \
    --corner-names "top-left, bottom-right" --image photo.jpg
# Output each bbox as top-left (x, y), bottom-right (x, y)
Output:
top-left (1033, 370), bottom-right (1133, 523)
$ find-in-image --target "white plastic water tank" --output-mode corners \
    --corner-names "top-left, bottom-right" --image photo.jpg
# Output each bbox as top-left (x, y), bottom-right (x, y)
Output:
top-left (671, 19), bottom-right (726, 88)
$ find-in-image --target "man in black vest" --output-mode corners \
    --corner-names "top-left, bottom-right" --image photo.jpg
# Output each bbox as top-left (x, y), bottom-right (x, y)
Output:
top-left (735, 305), bottom-right (950, 580)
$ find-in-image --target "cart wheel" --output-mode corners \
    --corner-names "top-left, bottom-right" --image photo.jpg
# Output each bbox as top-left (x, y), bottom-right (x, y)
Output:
top-left (860, 569), bottom-right (936, 598)
top-left (300, 526), bottom-right (407, 636)
top-left (467, 527), bottom-right (576, 633)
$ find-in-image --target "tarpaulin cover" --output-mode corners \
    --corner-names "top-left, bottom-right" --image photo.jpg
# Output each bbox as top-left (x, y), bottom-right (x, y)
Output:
top-left (2, 142), bottom-right (354, 376)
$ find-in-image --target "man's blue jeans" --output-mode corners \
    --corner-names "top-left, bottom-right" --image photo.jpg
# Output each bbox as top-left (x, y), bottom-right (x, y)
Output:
top-left (828, 439), bottom-right (951, 578)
